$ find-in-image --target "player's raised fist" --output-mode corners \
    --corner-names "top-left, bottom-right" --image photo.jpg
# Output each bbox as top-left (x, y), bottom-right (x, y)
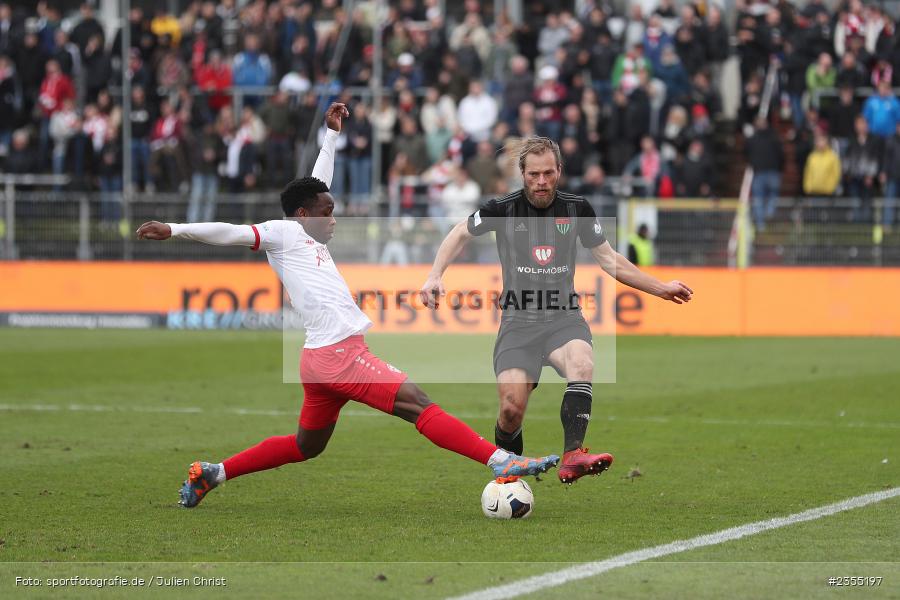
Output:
top-left (419, 275), bottom-right (446, 309)
top-left (136, 221), bottom-right (172, 241)
top-left (324, 102), bottom-right (350, 133)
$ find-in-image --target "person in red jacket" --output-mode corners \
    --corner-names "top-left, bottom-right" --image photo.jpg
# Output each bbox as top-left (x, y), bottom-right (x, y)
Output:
top-left (194, 49), bottom-right (232, 113)
top-left (37, 59), bottom-right (75, 169)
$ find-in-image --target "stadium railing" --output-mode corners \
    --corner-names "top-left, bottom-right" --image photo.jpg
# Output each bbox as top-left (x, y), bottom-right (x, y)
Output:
top-left (1, 186), bottom-right (897, 266)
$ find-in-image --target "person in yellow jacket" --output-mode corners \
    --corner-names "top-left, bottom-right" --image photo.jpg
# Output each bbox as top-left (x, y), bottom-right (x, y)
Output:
top-left (627, 223), bottom-right (655, 266)
top-left (803, 133), bottom-right (841, 196)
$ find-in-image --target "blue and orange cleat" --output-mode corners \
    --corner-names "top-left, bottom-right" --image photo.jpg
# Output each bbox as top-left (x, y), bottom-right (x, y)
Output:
top-left (178, 461), bottom-right (221, 508)
top-left (558, 448), bottom-right (613, 484)
top-left (492, 453), bottom-right (560, 479)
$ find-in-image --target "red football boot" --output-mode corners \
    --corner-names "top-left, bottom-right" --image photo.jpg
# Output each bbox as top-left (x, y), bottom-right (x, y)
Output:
top-left (557, 448), bottom-right (614, 484)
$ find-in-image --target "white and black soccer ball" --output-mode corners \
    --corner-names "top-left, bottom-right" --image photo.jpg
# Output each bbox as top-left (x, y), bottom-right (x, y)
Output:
top-left (481, 479), bottom-right (534, 519)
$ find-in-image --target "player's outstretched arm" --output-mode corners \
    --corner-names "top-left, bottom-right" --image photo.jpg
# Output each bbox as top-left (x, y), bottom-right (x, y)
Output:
top-left (310, 102), bottom-right (350, 188)
top-left (420, 220), bottom-right (474, 308)
top-left (591, 241), bottom-right (693, 304)
top-left (136, 221), bottom-right (257, 248)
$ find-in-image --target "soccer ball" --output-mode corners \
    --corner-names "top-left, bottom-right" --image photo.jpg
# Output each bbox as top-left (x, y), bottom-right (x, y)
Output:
top-left (481, 478), bottom-right (534, 519)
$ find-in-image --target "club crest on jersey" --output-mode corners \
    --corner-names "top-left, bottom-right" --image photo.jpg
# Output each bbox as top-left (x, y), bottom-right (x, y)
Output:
top-left (593, 221), bottom-right (603, 235)
top-left (532, 245), bottom-right (554, 265)
top-left (315, 246), bottom-right (331, 266)
top-left (555, 217), bottom-right (571, 235)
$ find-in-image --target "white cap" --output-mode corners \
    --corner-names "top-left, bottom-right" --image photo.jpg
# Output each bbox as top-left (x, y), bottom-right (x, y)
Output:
top-left (538, 65), bottom-right (558, 81)
top-left (398, 53), bottom-right (415, 67)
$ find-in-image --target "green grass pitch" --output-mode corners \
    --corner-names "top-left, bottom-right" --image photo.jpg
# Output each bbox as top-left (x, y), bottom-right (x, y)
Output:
top-left (1, 330), bottom-right (899, 599)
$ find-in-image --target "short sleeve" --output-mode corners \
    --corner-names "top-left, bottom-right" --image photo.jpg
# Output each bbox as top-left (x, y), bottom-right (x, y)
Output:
top-left (467, 197), bottom-right (503, 236)
top-left (577, 201), bottom-right (607, 248)
top-left (252, 220), bottom-right (290, 252)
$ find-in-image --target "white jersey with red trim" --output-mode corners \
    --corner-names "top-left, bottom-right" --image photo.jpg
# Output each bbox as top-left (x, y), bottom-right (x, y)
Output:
top-left (252, 219), bottom-right (372, 348)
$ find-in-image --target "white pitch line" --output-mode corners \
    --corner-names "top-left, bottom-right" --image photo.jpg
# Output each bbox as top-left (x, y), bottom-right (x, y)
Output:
top-left (448, 487), bottom-right (900, 600)
top-left (1, 403), bottom-right (899, 430)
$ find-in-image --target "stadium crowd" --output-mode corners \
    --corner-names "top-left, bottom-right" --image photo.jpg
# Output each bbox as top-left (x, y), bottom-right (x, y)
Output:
top-left (0, 0), bottom-right (899, 226)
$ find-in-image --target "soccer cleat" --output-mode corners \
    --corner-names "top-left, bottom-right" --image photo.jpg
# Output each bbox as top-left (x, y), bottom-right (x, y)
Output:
top-left (557, 448), bottom-right (614, 484)
top-left (492, 453), bottom-right (559, 479)
top-left (178, 461), bottom-right (221, 508)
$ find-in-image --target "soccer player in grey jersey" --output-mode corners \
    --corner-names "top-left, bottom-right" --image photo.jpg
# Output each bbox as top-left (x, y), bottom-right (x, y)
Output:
top-left (422, 137), bottom-right (693, 483)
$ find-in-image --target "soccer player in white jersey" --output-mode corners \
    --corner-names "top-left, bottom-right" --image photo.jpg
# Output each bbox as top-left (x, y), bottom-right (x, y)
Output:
top-left (136, 103), bottom-right (559, 508)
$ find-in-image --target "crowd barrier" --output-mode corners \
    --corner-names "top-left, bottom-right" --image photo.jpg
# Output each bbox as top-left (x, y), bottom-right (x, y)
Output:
top-left (1, 262), bottom-right (897, 336)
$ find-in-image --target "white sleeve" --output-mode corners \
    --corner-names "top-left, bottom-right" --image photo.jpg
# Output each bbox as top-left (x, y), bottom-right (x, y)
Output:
top-left (311, 128), bottom-right (339, 188)
top-left (168, 222), bottom-right (256, 248)
top-left (252, 219), bottom-right (293, 252)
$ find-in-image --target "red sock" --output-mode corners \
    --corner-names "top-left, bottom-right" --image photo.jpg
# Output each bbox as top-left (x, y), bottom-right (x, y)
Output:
top-left (415, 404), bottom-right (497, 464)
top-left (222, 434), bottom-right (305, 480)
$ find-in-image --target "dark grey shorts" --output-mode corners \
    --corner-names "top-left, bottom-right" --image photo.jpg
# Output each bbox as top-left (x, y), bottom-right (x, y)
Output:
top-left (493, 317), bottom-right (592, 384)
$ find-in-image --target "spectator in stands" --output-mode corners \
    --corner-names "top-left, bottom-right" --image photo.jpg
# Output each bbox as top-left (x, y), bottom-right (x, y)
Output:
top-left (392, 115), bottom-right (429, 174)
top-left (71, 2), bottom-right (105, 56)
top-left (0, 3), bottom-right (18, 57)
top-left (37, 58), bottom-right (74, 169)
top-left (389, 52), bottom-right (424, 90)
top-left (835, 50), bottom-right (867, 89)
top-left (825, 85), bottom-right (860, 158)
top-left (881, 122), bottom-right (900, 232)
top-left (5, 129), bottom-right (36, 174)
top-left (97, 126), bottom-right (122, 227)
top-left (805, 53), bottom-right (836, 109)
top-left (674, 22), bottom-right (705, 77)
top-left (533, 65), bottom-right (566, 141)
top-left (863, 79), bottom-right (900, 139)
top-left (656, 45), bottom-right (691, 108)
top-left (195, 49), bottom-right (232, 114)
top-left (643, 15), bottom-right (672, 72)
top-left (465, 140), bottom-right (501, 195)
top-left (501, 55), bottom-right (533, 124)
top-left (803, 133), bottom-right (841, 196)
top-left (450, 12), bottom-right (491, 66)
top-left (559, 136), bottom-right (586, 182)
top-left (538, 12), bottom-right (570, 61)
top-left (372, 99), bottom-right (397, 183)
top-left (674, 139), bottom-right (714, 197)
top-left (612, 44), bottom-right (651, 96)
top-left (345, 102), bottom-right (373, 213)
top-left (150, 98), bottom-right (186, 192)
top-left (49, 97), bottom-right (80, 177)
top-left (660, 105), bottom-right (689, 162)
top-left (82, 34), bottom-right (110, 103)
top-left (0, 54), bottom-right (21, 156)
top-left (420, 87), bottom-right (457, 136)
top-left (441, 165), bottom-right (480, 223)
top-left (52, 29), bottom-right (80, 81)
top-left (128, 86), bottom-right (154, 192)
top-left (457, 80), bottom-right (497, 143)
top-left (232, 33), bottom-right (272, 107)
top-left (844, 115), bottom-right (882, 222)
top-left (259, 90), bottom-right (296, 186)
top-left (745, 117), bottom-right (784, 230)
top-left (14, 32), bottom-right (46, 123)
top-left (227, 105), bottom-right (266, 192)
top-left (623, 135), bottom-right (664, 197)
top-left (705, 6), bottom-right (730, 91)
top-left (627, 224), bottom-right (654, 266)
top-left (187, 123), bottom-right (222, 223)
top-left (589, 31), bottom-right (616, 105)
top-left (782, 39), bottom-right (809, 131)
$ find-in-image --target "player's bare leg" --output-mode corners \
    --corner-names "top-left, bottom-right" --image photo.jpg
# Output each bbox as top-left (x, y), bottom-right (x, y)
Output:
top-left (179, 425), bottom-right (334, 508)
top-left (547, 340), bottom-right (614, 484)
top-left (393, 381), bottom-right (559, 478)
top-left (495, 369), bottom-right (534, 455)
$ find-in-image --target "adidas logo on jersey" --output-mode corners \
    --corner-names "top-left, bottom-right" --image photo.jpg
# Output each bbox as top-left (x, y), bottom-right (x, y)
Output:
top-left (515, 222), bottom-right (528, 232)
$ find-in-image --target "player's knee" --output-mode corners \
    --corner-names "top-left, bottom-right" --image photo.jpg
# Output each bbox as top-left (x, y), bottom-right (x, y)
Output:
top-left (296, 433), bottom-right (326, 459)
top-left (498, 401), bottom-right (524, 430)
top-left (568, 359), bottom-right (593, 381)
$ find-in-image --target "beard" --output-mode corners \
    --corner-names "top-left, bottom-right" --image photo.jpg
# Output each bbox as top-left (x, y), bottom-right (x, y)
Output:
top-left (524, 184), bottom-right (557, 208)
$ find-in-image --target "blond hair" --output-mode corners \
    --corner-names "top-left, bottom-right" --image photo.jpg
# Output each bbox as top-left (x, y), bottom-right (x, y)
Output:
top-left (515, 136), bottom-right (562, 172)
